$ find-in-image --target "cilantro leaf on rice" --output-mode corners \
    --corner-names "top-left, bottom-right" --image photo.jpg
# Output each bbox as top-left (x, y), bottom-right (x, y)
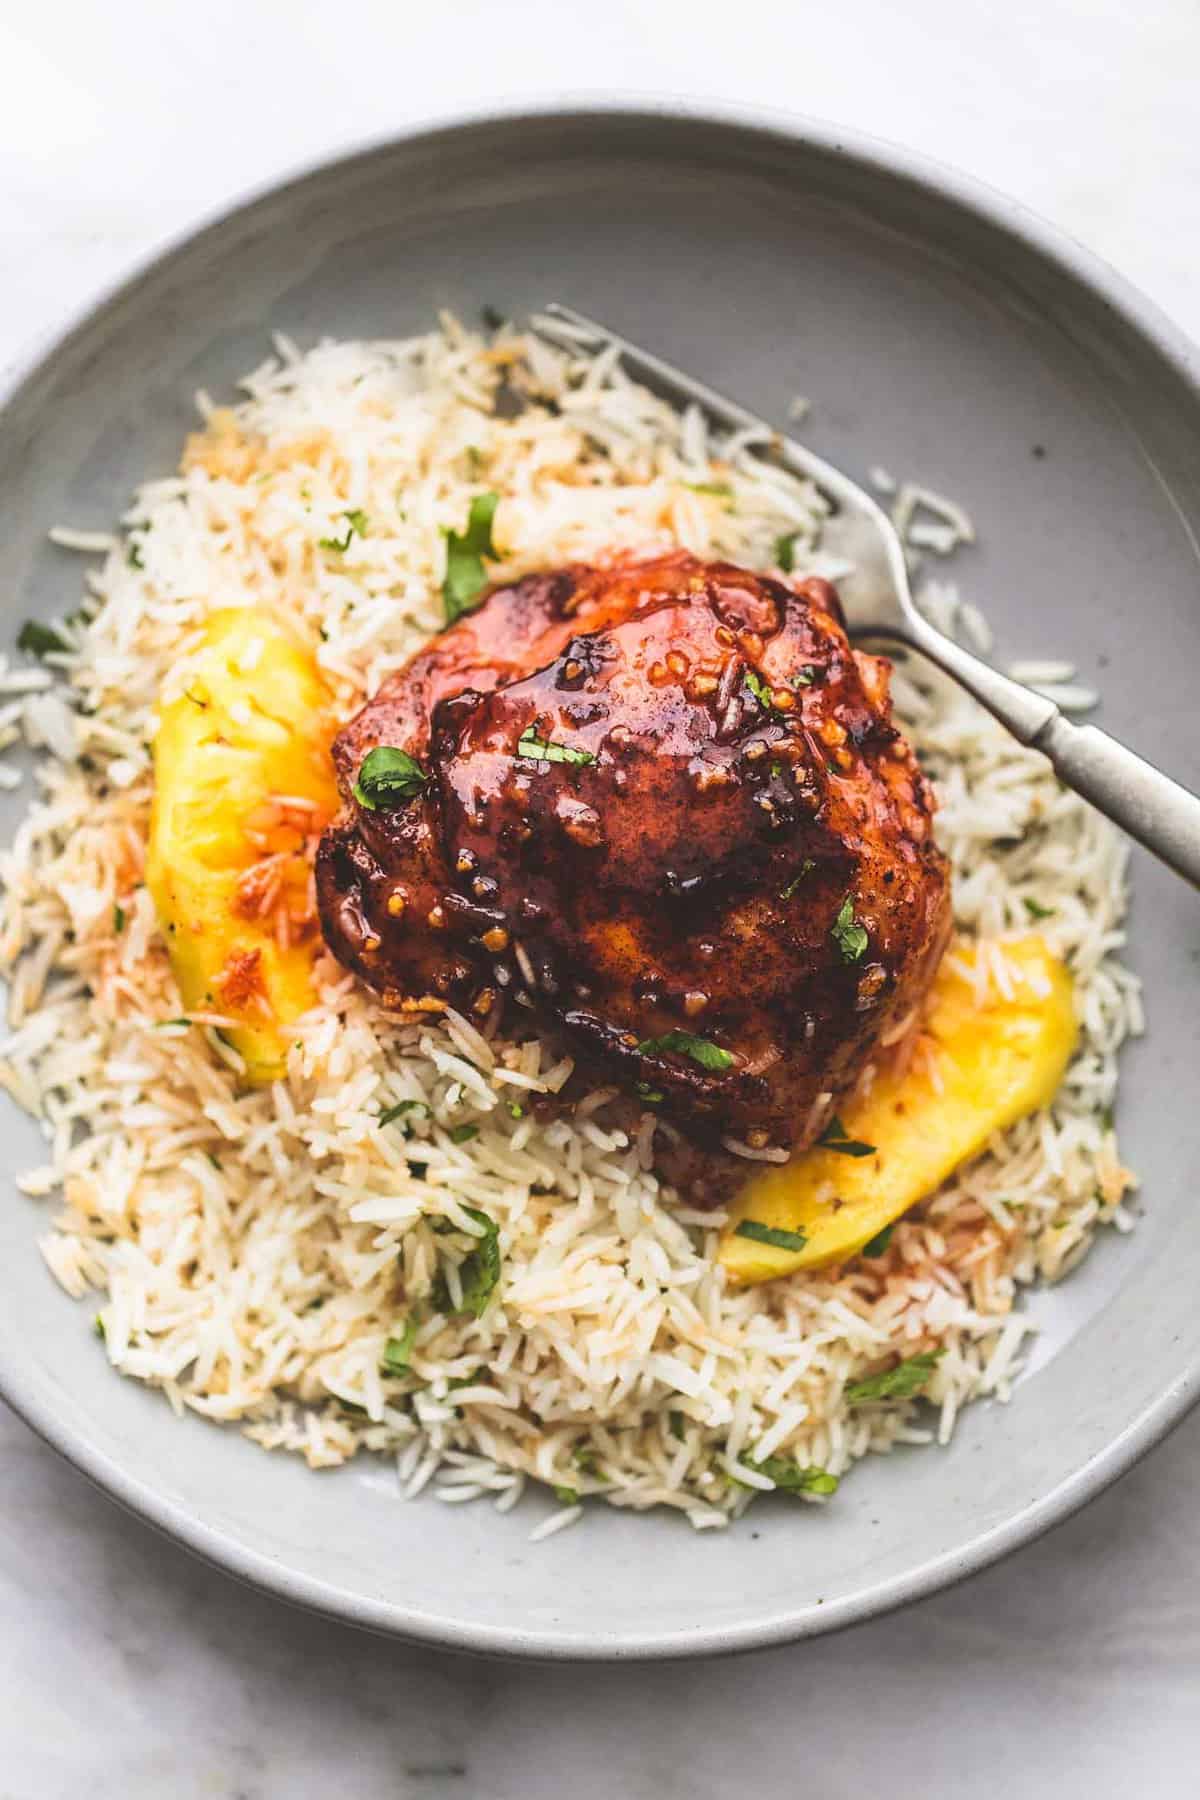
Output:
top-left (740, 1456), bottom-right (839, 1497)
top-left (773, 529), bottom-right (801, 573)
top-left (433, 1207), bottom-right (501, 1318)
top-left (319, 508), bottom-right (368, 553)
top-left (442, 492), bottom-right (500, 623)
top-left (380, 1317), bottom-right (419, 1377)
top-left (17, 619), bottom-right (71, 658)
top-left (845, 1350), bottom-right (944, 1405)
top-left (378, 1098), bottom-right (429, 1128)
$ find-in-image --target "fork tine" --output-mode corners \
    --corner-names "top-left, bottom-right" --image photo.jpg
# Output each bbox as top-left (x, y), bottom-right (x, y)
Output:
top-left (532, 303), bottom-right (867, 526)
top-left (533, 304), bottom-right (773, 444)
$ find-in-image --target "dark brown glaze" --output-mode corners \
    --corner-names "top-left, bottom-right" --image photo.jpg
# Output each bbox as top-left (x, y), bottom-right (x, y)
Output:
top-left (317, 552), bottom-right (952, 1199)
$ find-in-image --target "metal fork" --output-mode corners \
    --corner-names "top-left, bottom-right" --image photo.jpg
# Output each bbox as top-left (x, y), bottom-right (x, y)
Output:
top-left (533, 303), bottom-right (1200, 890)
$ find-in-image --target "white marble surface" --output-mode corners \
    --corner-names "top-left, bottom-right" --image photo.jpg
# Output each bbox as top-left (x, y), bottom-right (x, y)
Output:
top-left (3, 2), bottom-right (1200, 1792)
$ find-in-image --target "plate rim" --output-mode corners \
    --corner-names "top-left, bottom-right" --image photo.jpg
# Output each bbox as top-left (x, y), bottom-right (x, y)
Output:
top-left (3, 94), bottom-right (1198, 1661)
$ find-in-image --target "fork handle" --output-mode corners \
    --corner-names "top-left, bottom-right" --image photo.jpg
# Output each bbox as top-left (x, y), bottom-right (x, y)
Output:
top-left (1031, 713), bottom-right (1200, 890)
top-left (907, 615), bottom-right (1200, 889)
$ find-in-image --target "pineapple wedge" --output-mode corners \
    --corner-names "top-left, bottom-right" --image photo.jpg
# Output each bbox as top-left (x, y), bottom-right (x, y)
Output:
top-left (146, 608), bottom-right (338, 1084)
top-left (720, 936), bottom-right (1077, 1284)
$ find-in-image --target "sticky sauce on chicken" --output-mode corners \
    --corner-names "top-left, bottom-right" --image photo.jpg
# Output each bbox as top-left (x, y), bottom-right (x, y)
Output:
top-left (316, 552), bottom-right (952, 1198)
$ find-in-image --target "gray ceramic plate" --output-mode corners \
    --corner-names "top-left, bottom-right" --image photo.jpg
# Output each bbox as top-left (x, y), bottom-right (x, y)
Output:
top-left (1, 101), bottom-right (1198, 1661)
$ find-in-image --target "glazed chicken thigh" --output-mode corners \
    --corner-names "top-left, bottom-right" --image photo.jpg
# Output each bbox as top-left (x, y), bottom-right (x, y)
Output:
top-left (317, 552), bottom-right (951, 1192)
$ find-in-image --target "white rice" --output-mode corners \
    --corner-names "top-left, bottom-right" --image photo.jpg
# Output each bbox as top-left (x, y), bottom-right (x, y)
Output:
top-left (892, 482), bottom-right (976, 554)
top-left (1008, 658), bottom-right (1078, 686)
top-left (0, 317), bottom-right (1138, 1533)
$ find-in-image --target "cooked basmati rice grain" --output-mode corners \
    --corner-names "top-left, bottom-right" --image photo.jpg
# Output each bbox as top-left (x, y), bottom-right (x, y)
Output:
top-left (1027, 680), bottom-right (1100, 714)
top-left (1008, 659), bottom-right (1078, 685)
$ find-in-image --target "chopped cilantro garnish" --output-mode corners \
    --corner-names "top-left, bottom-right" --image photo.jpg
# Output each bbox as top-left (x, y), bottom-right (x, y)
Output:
top-left (733, 1219), bottom-right (807, 1252)
top-left (779, 860), bottom-right (814, 901)
top-left (1023, 896), bottom-right (1055, 920)
top-left (861, 1223), bottom-right (894, 1257)
top-left (380, 1318), bottom-right (418, 1377)
top-left (127, 542), bottom-right (145, 570)
top-left (17, 620), bottom-right (70, 658)
top-left (433, 1207), bottom-right (501, 1319)
top-left (741, 1455), bottom-right (838, 1496)
top-left (113, 903), bottom-right (126, 933)
top-left (516, 725), bottom-right (595, 767)
top-left (635, 1081), bottom-right (664, 1104)
top-left (792, 665), bottom-right (820, 688)
top-left (552, 1485), bottom-right (580, 1506)
top-left (817, 1114), bottom-right (877, 1158)
top-left (636, 1030), bottom-right (734, 1072)
top-left (442, 491), bottom-right (500, 623)
top-left (378, 1099), bottom-right (429, 1127)
top-left (448, 1123), bottom-right (478, 1145)
top-left (573, 1444), bottom-right (600, 1476)
top-left (831, 896), bottom-right (869, 963)
top-left (684, 480), bottom-right (733, 498)
top-left (319, 508), bottom-right (368, 553)
top-left (669, 1409), bottom-right (687, 1442)
top-left (353, 745), bottom-right (428, 811)
top-left (743, 669), bottom-right (775, 710)
top-left (845, 1350), bottom-right (944, 1404)
top-left (93, 1313), bottom-right (106, 1342)
top-left (507, 1101), bottom-right (524, 1119)
top-left (774, 529), bottom-right (802, 573)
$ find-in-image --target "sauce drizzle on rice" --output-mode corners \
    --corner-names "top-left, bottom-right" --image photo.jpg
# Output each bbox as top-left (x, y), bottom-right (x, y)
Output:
top-left (0, 317), bottom-right (1140, 1530)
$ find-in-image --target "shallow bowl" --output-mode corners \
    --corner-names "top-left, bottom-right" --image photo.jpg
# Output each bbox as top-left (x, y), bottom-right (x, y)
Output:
top-left (2, 101), bottom-right (1199, 1659)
